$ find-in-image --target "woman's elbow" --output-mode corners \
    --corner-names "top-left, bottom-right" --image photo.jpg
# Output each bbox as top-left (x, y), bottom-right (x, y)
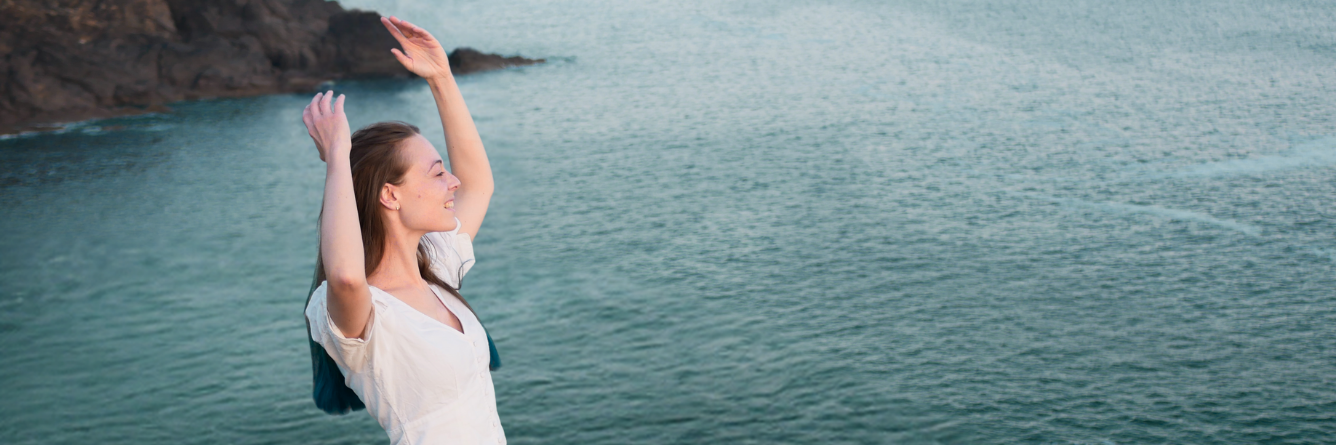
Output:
top-left (326, 272), bottom-right (367, 294)
top-left (457, 187), bottom-right (493, 206)
top-left (465, 183), bottom-right (494, 199)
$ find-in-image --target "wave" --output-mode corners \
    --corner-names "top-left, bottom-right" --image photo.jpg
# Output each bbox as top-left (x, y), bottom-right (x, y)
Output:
top-left (948, 136), bottom-right (1336, 187)
top-left (1006, 191), bottom-right (1262, 236)
top-left (1145, 136), bottom-right (1336, 180)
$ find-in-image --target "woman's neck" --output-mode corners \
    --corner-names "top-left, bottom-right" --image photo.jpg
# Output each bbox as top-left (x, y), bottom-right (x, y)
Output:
top-left (367, 226), bottom-right (426, 290)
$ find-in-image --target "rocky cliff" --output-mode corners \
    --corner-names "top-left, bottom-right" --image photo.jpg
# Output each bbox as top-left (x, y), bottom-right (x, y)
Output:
top-left (0, 0), bottom-right (542, 133)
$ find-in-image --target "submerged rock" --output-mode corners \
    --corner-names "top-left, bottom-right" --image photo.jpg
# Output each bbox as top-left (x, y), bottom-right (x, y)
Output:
top-left (0, 0), bottom-right (544, 134)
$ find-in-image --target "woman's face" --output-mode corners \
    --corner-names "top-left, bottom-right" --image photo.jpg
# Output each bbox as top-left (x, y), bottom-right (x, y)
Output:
top-left (391, 134), bottom-right (460, 233)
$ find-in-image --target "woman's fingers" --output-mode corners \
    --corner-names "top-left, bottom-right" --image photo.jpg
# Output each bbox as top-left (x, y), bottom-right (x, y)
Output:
top-left (390, 16), bottom-right (436, 44)
top-left (334, 94), bottom-right (346, 115)
top-left (390, 48), bottom-right (413, 68)
top-left (381, 16), bottom-right (409, 45)
top-left (309, 92), bottom-right (323, 117)
top-left (398, 18), bottom-right (437, 44)
top-left (396, 17), bottom-right (418, 36)
top-left (389, 16), bottom-right (410, 37)
top-left (302, 101), bottom-right (324, 162)
top-left (409, 23), bottom-right (430, 40)
top-left (382, 17), bottom-right (420, 71)
top-left (320, 90), bottom-right (334, 115)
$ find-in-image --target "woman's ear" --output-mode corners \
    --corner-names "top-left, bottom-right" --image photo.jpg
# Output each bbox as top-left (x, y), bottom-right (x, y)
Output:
top-left (380, 184), bottom-right (401, 211)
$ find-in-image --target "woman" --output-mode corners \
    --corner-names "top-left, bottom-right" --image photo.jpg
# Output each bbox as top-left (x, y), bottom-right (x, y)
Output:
top-left (301, 16), bottom-right (504, 444)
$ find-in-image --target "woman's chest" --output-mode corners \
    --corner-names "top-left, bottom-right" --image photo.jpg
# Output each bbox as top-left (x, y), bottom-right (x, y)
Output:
top-left (391, 286), bottom-right (466, 334)
top-left (372, 294), bottom-right (491, 377)
top-left (364, 304), bottom-right (495, 426)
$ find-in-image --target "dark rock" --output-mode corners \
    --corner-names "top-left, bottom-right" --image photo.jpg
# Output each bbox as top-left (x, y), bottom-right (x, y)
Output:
top-left (0, 0), bottom-right (544, 134)
top-left (449, 47), bottom-right (544, 75)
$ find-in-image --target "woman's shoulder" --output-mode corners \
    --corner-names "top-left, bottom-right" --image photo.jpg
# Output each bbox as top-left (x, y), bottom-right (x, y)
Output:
top-left (307, 281), bottom-right (328, 307)
top-left (306, 281), bottom-right (393, 335)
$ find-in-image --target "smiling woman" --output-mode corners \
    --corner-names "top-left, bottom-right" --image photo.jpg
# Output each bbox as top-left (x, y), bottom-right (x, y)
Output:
top-left (299, 16), bottom-right (505, 445)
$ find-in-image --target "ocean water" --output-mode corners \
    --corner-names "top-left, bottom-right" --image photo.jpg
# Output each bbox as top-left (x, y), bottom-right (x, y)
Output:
top-left (3, 0), bottom-right (1335, 443)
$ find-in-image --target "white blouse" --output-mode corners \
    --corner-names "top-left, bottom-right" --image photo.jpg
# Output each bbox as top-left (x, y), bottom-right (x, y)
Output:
top-left (306, 221), bottom-right (505, 445)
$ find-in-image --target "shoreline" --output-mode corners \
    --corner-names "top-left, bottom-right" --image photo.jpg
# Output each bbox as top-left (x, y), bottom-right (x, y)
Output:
top-left (0, 0), bottom-right (541, 135)
top-left (0, 48), bottom-right (543, 138)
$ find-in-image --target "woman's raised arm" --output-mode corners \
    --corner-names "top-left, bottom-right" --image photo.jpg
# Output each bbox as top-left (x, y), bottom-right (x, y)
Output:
top-left (382, 16), bottom-right (494, 239)
top-left (303, 91), bottom-right (374, 339)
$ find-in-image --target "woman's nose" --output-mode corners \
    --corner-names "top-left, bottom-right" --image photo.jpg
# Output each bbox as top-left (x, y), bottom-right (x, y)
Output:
top-left (447, 172), bottom-right (461, 190)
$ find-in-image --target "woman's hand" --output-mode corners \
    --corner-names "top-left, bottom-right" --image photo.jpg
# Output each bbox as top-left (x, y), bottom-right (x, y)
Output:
top-left (381, 16), bottom-right (453, 80)
top-left (301, 91), bottom-right (350, 162)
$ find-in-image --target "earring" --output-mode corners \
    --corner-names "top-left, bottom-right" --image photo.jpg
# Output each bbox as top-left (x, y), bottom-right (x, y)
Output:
top-left (394, 204), bottom-right (401, 210)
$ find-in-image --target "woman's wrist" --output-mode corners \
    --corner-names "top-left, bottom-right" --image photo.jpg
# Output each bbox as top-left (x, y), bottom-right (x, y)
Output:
top-left (324, 146), bottom-right (352, 166)
top-left (425, 74), bottom-right (457, 88)
top-left (327, 140), bottom-right (352, 156)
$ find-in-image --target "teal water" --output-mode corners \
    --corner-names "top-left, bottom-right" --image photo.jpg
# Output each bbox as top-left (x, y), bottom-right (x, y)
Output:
top-left (3, 0), bottom-right (1336, 443)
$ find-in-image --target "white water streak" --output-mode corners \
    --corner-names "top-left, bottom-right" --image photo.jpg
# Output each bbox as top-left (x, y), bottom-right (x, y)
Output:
top-left (1146, 136), bottom-right (1336, 180)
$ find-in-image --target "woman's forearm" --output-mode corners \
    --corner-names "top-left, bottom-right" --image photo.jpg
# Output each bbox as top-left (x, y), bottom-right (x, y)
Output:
top-left (321, 156), bottom-right (366, 285)
top-left (320, 154), bottom-right (372, 337)
top-left (302, 90), bottom-right (370, 338)
top-left (427, 76), bottom-right (494, 197)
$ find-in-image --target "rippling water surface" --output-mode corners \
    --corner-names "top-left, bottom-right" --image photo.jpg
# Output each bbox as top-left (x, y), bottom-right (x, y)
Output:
top-left (3, 0), bottom-right (1335, 443)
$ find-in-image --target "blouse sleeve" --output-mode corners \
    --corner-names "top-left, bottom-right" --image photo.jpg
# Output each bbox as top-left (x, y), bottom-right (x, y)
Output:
top-left (421, 217), bottom-right (477, 289)
top-left (304, 281), bottom-right (376, 372)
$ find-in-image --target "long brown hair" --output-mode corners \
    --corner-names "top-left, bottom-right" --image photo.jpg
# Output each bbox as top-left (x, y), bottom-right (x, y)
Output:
top-left (310, 121), bottom-right (476, 315)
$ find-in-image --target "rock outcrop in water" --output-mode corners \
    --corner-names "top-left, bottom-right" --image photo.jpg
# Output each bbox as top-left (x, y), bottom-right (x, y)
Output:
top-left (447, 47), bottom-right (545, 76)
top-left (0, 0), bottom-right (544, 134)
